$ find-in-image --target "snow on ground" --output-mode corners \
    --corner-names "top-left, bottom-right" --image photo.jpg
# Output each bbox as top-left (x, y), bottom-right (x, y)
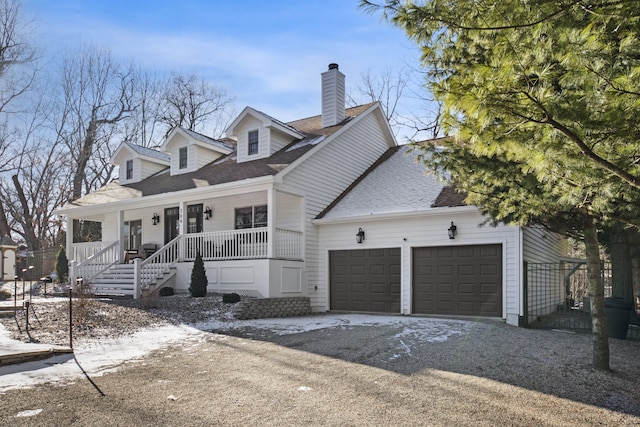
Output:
top-left (0, 314), bottom-right (474, 394)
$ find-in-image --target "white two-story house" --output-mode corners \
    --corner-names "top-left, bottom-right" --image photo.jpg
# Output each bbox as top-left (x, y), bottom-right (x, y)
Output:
top-left (58, 64), bottom-right (566, 327)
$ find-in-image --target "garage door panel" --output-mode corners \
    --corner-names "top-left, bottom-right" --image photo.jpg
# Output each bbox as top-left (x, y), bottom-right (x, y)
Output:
top-left (351, 283), bottom-right (366, 293)
top-left (350, 265), bottom-right (365, 275)
top-left (457, 264), bottom-right (475, 275)
top-left (416, 265), bottom-right (433, 276)
top-left (481, 246), bottom-right (499, 257)
top-left (458, 247), bottom-right (475, 257)
top-left (458, 283), bottom-right (475, 294)
top-left (437, 265), bottom-right (453, 275)
top-left (330, 248), bottom-right (401, 313)
top-left (413, 244), bottom-right (502, 317)
top-left (437, 247), bottom-right (454, 257)
top-left (370, 283), bottom-right (386, 294)
top-left (437, 283), bottom-right (453, 294)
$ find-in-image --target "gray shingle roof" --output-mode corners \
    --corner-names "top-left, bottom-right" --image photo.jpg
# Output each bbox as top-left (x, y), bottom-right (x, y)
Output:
top-left (125, 142), bottom-right (170, 163)
top-left (179, 127), bottom-right (236, 151)
top-left (68, 104), bottom-right (376, 205)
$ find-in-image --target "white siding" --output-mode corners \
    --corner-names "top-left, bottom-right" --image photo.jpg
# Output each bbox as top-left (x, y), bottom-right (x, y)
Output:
top-left (139, 159), bottom-right (166, 181)
top-left (522, 227), bottom-right (568, 322)
top-left (280, 112), bottom-right (392, 310)
top-left (275, 192), bottom-right (303, 230)
top-left (270, 128), bottom-right (294, 153)
top-left (194, 145), bottom-right (223, 169)
top-left (235, 116), bottom-right (264, 163)
top-left (523, 227), bottom-right (566, 263)
top-left (198, 192), bottom-right (268, 232)
top-left (317, 210), bottom-right (523, 325)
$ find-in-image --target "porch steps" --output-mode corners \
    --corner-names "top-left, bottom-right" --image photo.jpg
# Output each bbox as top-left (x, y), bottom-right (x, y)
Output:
top-left (88, 264), bottom-right (177, 298)
top-left (90, 264), bottom-right (135, 297)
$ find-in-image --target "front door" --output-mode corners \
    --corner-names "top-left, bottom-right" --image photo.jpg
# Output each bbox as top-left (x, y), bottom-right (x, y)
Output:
top-left (164, 207), bottom-right (180, 244)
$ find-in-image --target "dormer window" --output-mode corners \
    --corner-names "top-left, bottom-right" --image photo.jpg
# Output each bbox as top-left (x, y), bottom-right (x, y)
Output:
top-left (248, 130), bottom-right (259, 155)
top-left (126, 160), bottom-right (133, 180)
top-left (179, 147), bottom-right (188, 169)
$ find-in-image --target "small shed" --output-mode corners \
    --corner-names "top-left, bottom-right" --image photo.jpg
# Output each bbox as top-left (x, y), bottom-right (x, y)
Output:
top-left (0, 235), bottom-right (18, 283)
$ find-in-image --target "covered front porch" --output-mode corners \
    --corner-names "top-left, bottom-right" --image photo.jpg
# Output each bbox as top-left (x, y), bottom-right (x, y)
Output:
top-left (61, 184), bottom-right (306, 298)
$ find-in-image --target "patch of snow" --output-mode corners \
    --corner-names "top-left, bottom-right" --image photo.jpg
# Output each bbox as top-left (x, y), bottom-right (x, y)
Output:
top-left (16, 409), bottom-right (43, 417)
top-left (0, 314), bottom-right (474, 393)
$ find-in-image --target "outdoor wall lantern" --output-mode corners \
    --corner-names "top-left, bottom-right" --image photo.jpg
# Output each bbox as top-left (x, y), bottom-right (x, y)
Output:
top-left (448, 221), bottom-right (457, 239)
top-left (356, 227), bottom-right (365, 244)
top-left (152, 213), bottom-right (160, 226)
top-left (204, 206), bottom-right (212, 220)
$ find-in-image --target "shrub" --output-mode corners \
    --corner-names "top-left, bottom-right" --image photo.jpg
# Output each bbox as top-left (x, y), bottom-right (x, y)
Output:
top-left (189, 250), bottom-right (208, 297)
top-left (159, 287), bottom-right (175, 297)
top-left (222, 292), bottom-right (241, 304)
top-left (55, 246), bottom-right (69, 284)
top-left (0, 289), bottom-right (10, 301)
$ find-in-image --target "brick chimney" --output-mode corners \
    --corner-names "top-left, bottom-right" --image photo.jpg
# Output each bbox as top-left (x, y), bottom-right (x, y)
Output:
top-left (321, 63), bottom-right (345, 128)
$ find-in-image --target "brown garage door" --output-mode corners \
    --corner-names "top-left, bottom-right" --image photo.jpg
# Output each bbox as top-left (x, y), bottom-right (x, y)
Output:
top-left (330, 248), bottom-right (401, 313)
top-left (412, 244), bottom-right (502, 317)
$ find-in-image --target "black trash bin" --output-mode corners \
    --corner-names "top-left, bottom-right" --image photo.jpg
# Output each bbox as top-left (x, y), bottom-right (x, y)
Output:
top-left (604, 297), bottom-right (634, 340)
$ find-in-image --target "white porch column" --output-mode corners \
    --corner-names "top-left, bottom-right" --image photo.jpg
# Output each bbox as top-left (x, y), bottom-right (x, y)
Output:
top-left (179, 201), bottom-right (187, 261)
top-left (267, 188), bottom-right (275, 258)
top-left (65, 216), bottom-right (74, 261)
top-left (117, 209), bottom-right (125, 263)
top-left (133, 258), bottom-right (141, 299)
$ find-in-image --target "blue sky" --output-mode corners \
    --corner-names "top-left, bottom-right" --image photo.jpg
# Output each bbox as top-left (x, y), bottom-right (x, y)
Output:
top-left (24, 0), bottom-right (425, 132)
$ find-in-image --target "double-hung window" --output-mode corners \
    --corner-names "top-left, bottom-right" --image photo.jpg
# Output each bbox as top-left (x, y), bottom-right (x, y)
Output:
top-left (126, 160), bottom-right (133, 180)
top-left (179, 147), bottom-right (188, 169)
top-left (248, 130), bottom-right (259, 155)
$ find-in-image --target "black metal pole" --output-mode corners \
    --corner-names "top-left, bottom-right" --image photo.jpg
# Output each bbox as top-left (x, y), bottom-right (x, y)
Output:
top-left (69, 287), bottom-right (73, 349)
top-left (24, 301), bottom-right (29, 335)
top-left (13, 276), bottom-right (17, 315)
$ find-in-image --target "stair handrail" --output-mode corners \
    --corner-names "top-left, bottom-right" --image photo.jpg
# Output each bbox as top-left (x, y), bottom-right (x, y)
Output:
top-left (75, 241), bottom-right (120, 283)
top-left (139, 236), bottom-right (180, 289)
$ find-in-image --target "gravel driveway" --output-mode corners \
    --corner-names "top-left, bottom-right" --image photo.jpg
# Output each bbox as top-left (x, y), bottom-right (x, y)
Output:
top-left (0, 295), bottom-right (639, 426)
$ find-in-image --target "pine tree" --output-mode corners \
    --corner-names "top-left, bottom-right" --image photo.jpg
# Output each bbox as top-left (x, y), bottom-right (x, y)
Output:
top-left (55, 246), bottom-right (69, 284)
top-left (361, 0), bottom-right (640, 371)
top-left (189, 250), bottom-right (208, 297)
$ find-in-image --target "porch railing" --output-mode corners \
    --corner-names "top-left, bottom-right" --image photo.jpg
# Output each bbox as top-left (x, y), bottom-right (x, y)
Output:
top-left (73, 241), bottom-right (120, 283)
top-left (183, 227), bottom-right (302, 261)
top-left (73, 241), bottom-right (115, 262)
top-left (275, 228), bottom-right (303, 260)
top-left (138, 236), bottom-right (180, 290)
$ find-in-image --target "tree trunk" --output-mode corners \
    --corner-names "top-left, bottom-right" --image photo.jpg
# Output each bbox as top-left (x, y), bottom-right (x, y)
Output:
top-left (609, 224), bottom-right (633, 300)
top-left (584, 216), bottom-right (609, 371)
top-left (629, 230), bottom-right (640, 311)
top-left (11, 174), bottom-right (39, 250)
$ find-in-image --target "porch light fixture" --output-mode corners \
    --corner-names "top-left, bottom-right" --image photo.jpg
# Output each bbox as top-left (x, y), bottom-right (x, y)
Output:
top-left (152, 213), bottom-right (160, 226)
top-left (204, 206), bottom-right (212, 220)
top-left (356, 228), bottom-right (365, 244)
top-left (448, 221), bottom-right (457, 239)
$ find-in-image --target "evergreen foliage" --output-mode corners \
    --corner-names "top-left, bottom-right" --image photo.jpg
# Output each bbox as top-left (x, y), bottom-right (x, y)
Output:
top-left (55, 246), bottom-right (69, 284)
top-left (222, 292), bottom-right (241, 304)
top-left (159, 287), bottom-right (175, 297)
top-left (362, 0), bottom-right (640, 370)
top-left (189, 250), bottom-right (208, 297)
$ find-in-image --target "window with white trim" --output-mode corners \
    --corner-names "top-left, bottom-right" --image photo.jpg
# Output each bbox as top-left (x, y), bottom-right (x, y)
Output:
top-left (235, 205), bottom-right (267, 229)
top-left (126, 159), bottom-right (133, 180)
top-left (248, 130), bottom-right (259, 155)
top-left (179, 146), bottom-right (188, 169)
